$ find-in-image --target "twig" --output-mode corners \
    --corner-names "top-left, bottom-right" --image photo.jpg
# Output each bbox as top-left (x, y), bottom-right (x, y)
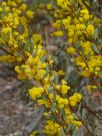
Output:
top-left (82, 104), bottom-right (102, 121)
top-left (82, 0), bottom-right (102, 20)
top-left (0, 46), bottom-right (14, 56)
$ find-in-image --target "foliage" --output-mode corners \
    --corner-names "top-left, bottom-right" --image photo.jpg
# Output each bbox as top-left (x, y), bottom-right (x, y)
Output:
top-left (0, 0), bottom-right (102, 135)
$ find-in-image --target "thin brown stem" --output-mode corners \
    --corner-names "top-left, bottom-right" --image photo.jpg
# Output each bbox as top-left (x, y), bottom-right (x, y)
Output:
top-left (0, 47), bottom-right (14, 56)
top-left (82, 104), bottom-right (102, 121)
top-left (71, 108), bottom-right (95, 136)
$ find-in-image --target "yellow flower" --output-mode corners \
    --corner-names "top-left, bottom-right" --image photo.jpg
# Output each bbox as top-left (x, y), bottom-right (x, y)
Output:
top-left (47, 4), bottom-right (52, 10)
top-left (0, 7), bottom-right (2, 12)
top-left (15, 65), bottom-right (27, 79)
top-left (2, 2), bottom-right (7, 6)
top-left (36, 69), bottom-right (46, 79)
top-left (0, 55), bottom-right (15, 63)
top-left (37, 99), bottom-right (46, 105)
top-left (80, 9), bottom-right (89, 20)
top-left (72, 120), bottom-right (82, 127)
top-left (68, 30), bottom-right (75, 37)
top-left (51, 31), bottom-right (64, 37)
top-left (57, 0), bottom-right (71, 9)
top-left (76, 61), bottom-right (86, 68)
top-left (52, 20), bottom-right (61, 29)
top-left (5, 6), bottom-right (10, 12)
top-left (29, 130), bottom-right (38, 136)
top-left (86, 24), bottom-right (94, 35)
top-left (67, 47), bottom-right (76, 54)
top-left (16, 0), bottom-right (22, 3)
top-left (81, 68), bottom-right (90, 77)
top-left (14, 43), bottom-right (18, 48)
top-left (69, 93), bottom-right (82, 107)
top-left (41, 63), bottom-right (47, 68)
top-left (64, 108), bottom-right (71, 115)
top-left (58, 70), bottom-right (65, 76)
top-left (21, 3), bottom-right (27, 10)
top-left (43, 120), bottom-right (61, 135)
top-left (55, 85), bottom-right (61, 91)
top-left (61, 79), bottom-right (67, 85)
top-left (87, 85), bottom-right (97, 92)
top-left (32, 34), bottom-right (42, 45)
top-left (66, 114), bottom-right (74, 124)
top-left (8, 1), bottom-right (17, 6)
top-left (2, 27), bottom-right (12, 34)
top-left (61, 84), bottom-right (70, 94)
top-left (62, 17), bottom-right (71, 27)
top-left (29, 87), bottom-right (44, 100)
top-left (26, 10), bottom-right (34, 19)
top-left (56, 96), bottom-right (68, 109)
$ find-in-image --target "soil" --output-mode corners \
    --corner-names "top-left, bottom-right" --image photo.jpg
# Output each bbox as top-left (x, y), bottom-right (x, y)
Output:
top-left (0, 63), bottom-right (44, 136)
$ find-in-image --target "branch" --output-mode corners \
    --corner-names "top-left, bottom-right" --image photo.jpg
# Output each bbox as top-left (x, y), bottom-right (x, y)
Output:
top-left (82, 0), bottom-right (102, 19)
top-left (0, 46), bottom-right (14, 56)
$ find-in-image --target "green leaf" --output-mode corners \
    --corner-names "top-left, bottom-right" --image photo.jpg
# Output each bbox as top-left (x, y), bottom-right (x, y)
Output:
top-left (87, 124), bottom-right (92, 132)
top-left (92, 44), bottom-right (99, 54)
top-left (28, 0), bottom-right (38, 10)
top-left (30, 39), bottom-right (34, 54)
top-left (61, 128), bottom-right (66, 136)
top-left (94, 28), bottom-right (98, 40)
top-left (46, 66), bottom-right (50, 73)
top-left (48, 86), bottom-right (54, 94)
top-left (60, 108), bottom-right (65, 116)
top-left (24, 40), bottom-right (29, 51)
top-left (82, 108), bottom-right (86, 120)
top-left (78, 102), bottom-right (81, 113)
top-left (72, 113), bottom-right (78, 119)
top-left (44, 14), bottom-right (52, 23)
top-left (53, 75), bottom-right (59, 84)
top-left (51, 91), bottom-right (56, 112)
top-left (94, 127), bottom-right (99, 136)
top-left (72, 0), bottom-right (77, 4)
top-left (67, 123), bottom-right (72, 132)
top-left (72, 130), bottom-right (76, 136)
top-left (43, 66), bottom-right (50, 78)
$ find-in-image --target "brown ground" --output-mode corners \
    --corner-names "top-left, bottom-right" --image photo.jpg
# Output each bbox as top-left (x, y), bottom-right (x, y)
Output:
top-left (0, 63), bottom-right (44, 136)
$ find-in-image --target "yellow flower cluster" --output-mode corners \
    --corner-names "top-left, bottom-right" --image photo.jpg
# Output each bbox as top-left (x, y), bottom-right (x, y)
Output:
top-left (67, 47), bottom-right (76, 54)
top-left (43, 120), bottom-right (61, 136)
top-left (76, 55), bottom-right (102, 78)
top-left (69, 93), bottom-right (82, 107)
top-left (0, 0), bottom-right (34, 61)
top-left (53, 0), bottom-right (102, 90)
top-left (80, 9), bottom-right (89, 21)
top-left (0, 1), bottom-right (84, 135)
top-left (0, 55), bottom-right (15, 63)
top-left (87, 85), bottom-right (97, 92)
top-left (57, 0), bottom-right (71, 10)
top-left (54, 0), bottom-right (96, 42)
top-left (66, 114), bottom-right (82, 128)
top-left (15, 34), bottom-right (47, 80)
top-left (29, 87), bottom-right (44, 100)
top-left (51, 31), bottom-right (64, 37)
top-left (15, 33), bottom-right (82, 132)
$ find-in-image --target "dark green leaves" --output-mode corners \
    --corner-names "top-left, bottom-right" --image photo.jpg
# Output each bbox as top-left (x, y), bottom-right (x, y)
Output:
top-left (92, 44), bottom-right (99, 54)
